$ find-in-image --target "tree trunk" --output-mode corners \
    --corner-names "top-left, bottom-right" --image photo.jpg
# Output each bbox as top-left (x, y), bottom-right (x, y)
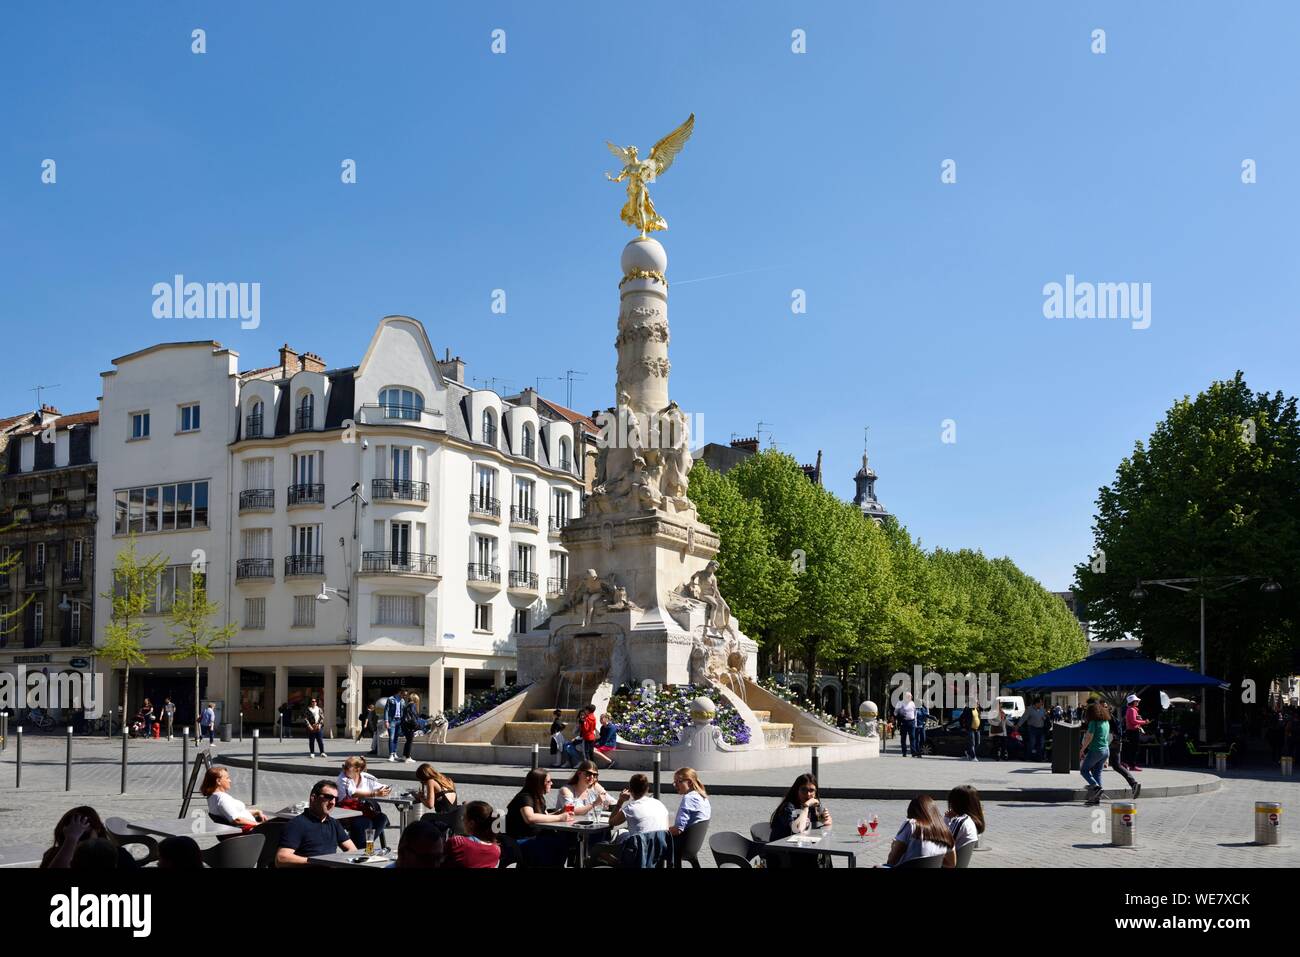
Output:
top-left (194, 660), bottom-right (201, 744)
top-left (122, 667), bottom-right (130, 738)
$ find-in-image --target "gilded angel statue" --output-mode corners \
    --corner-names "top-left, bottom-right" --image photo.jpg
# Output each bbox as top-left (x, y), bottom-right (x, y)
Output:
top-left (605, 114), bottom-right (695, 236)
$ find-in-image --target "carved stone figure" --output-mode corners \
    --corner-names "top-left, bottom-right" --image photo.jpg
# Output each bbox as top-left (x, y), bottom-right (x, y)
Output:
top-left (658, 401), bottom-right (693, 508)
top-left (605, 114), bottom-right (695, 237)
top-left (686, 560), bottom-right (736, 640)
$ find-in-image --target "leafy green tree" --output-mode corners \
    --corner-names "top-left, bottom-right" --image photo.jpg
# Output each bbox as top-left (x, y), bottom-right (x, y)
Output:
top-left (100, 536), bottom-right (167, 735)
top-left (0, 525), bottom-right (34, 639)
top-left (1074, 372), bottom-right (1300, 717)
top-left (168, 570), bottom-right (237, 739)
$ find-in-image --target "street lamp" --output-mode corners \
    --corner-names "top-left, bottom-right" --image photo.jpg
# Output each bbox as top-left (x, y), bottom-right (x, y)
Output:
top-left (1130, 575), bottom-right (1282, 742)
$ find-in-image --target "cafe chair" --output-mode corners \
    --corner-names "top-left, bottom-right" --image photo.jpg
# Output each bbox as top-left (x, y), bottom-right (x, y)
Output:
top-left (749, 821), bottom-right (772, 844)
top-left (422, 805), bottom-right (467, 835)
top-left (104, 817), bottom-right (159, 867)
top-left (201, 833), bottom-right (265, 869)
top-left (674, 819), bottom-right (710, 868)
top-left (710, 831), bottom-right (761, 869)
top-left (895, 853), bottom-right (945, 869)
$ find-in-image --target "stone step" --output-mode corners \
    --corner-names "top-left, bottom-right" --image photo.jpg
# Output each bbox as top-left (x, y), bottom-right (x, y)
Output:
top-left (526, 709), bottom-right (581, 723)
top-left (502, 721), bottom-right (563, 746)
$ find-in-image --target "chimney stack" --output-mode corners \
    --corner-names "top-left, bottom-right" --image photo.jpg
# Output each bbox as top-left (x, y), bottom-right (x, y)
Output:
top-left (730, 436), bottom-right (759, 454)
top-left (279, 344), bottom-right (299, 377)
top-left (436, 350), bottom-right (466, 383)
top-left (300, 352), bottom-right (326, 373)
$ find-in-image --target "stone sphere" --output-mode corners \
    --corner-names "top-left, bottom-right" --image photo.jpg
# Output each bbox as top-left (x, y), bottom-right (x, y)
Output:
top-left (859, 700), bottom-right (878, 720)
top-left (689, 695), bottom-right (716, 723)
top-left (621, 237), bottom-right (667, 276)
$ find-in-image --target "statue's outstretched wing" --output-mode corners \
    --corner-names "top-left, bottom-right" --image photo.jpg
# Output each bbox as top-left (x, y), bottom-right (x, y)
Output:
top-left (606, 141), bottom-right (633, 165)
top-left (648, 113), bottom-right (695, 175)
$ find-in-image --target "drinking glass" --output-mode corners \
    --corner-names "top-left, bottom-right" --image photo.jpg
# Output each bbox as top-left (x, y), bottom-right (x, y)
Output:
top-left (364, 829), bottom-right (376, 856)
top-left (856, 819), bottom-right (869, 841)
top-left (869, 814), bottom-right (879, 835)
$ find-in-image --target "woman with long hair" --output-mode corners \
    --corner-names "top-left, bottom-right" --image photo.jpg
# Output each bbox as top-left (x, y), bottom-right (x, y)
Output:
top-left (553, 761), bottom-right (608, 815)
top-left (1079, 698), bottom-right (1112, 805)
top-left (40, 806), bottom-right (138, 869)
top-left (505, 768), bottom-right (574, 867)
top-left (414, 763), bottom-right (458, 813)
top-left (669, 767), bottom-right (711, 836)
top-left (769, 773), bottom-right (832, 840)
top-left (201, 766), bottom-right (269, 828)
top-left (444, 800), bottom-right (502, 869)
top-left (336, 755), bottom-right (393, 849)
top-left (945, 785), bottom-right (986, 851)
top-left (885, 794), bottom-right (956, 867)
top-left (401, 692), bottom-right (422, 763)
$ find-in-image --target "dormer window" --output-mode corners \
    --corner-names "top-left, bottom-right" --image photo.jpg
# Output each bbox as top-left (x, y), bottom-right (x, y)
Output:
top-left (521, 423), bottom-right (535, 459)
top-left (246, 400), bottom-right (265, 438)
top-left (481, 409), bottom-right (498, 446)
top-left (379, 387), bottom-right (423, 421)
top-left (558, 436), bottom-right (572, 471)
top-left (296, 393), bottom-right (315, 431)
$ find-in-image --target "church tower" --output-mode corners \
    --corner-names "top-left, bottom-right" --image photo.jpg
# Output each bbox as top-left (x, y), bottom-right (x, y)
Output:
top-left (853, 441), bottom-right (889, 525)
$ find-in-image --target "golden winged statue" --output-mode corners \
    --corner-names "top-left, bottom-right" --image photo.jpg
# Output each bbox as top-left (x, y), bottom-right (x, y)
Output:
top-left (605, 113), bottom-right (695, 237)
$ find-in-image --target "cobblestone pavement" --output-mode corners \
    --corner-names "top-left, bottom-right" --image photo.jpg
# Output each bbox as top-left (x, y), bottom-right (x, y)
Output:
top-left (1, 736), bottom-right (1295, 867)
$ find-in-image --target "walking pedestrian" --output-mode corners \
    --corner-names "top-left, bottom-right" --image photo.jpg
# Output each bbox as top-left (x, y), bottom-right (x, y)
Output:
top-left (1107, 702), bottom-right (1139, 799)
top-left (401, 693), bottom-right (421, 763)
top-left (579, 704), bottom-right (598, 763)
top-left (913, 702), bottom-right (929, 758)
top-left (305, 697), bottom-right (327, 758)
top-left (895, 692), bottom-right (917, 758)
top-left (1123, 694), bottom-right (1148, 771)
top-left (1022, 698), bottom-right (1047, 761)
top-left (200, 701), bottom-right (216, 745)
top-left (988, 703), bottom-right (1008, 760)
top-left (385, 691), bottom-right (404, 763)
top-left (1079, 698), bottom-right (1111, 805)
top-left (959, 702), bottom-right (981, 761)
top-left (549, 709), bottom-right (565, 766)
top-left (163, 697), bottom-right (176, 740)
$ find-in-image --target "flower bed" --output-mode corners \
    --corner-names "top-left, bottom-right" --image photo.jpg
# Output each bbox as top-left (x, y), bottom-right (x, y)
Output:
top-left (609, 684), bottom-right (751, 746)
top-left (759, 678), bottom-right (860, 735)
top-left (443, 683), bottom-right (530, 728)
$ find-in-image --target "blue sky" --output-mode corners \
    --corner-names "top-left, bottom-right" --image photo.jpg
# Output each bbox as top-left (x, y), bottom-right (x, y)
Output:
top-left (3, 1), bottom-right (1298, 590)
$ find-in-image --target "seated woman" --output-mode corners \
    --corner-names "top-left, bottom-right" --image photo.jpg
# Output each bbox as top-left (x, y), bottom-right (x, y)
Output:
top-left (944, 785), bottom-right (985, 853)
top-left (552, 761), bottom-right (608, 815)
top-left (592, 714), bottom-right (618, 768)
top-left (443, 801), bottom-right (502, 869)
top-left (768, 773), bottom-right (833, 869)
top-left (414, 763), bottom-right (458, 814)
top-left (40, 806), bottom-right (138, 869)
top-left (669, 767), bottom-right (711, 836)
top-left (202, 766), bottom-right (269, 828)
top-left (505, 768), bottom-right (574, 867)
top-left (337, 756), bottom-right (393, 849)
top-left (883, 795), bottom-right (956, 868)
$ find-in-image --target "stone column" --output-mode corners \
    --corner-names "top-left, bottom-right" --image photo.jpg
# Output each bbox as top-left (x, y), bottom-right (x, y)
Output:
top-left (494, 668), bottom-right (507, 689)
top-left (428, 659), bottom-right (445, 715)
top-left (323, 664), bottom-right (338, 738)
top-left (615, 238), bottom-right (670, 417)
top-left (205, 664), bottom-right (228, 726)
top-left (274, 665), bottom-right (289, 710)
top-left (346, 663), bottom-right (363, 734)
top-left (229, 666), bottom-right (242, 729)
top-left (451, 667), bottom-right (466, 710)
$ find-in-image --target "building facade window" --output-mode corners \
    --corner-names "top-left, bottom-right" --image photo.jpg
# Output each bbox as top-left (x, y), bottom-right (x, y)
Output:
top-left (558, 437), bottom-right (572, 470)
top-left (245, 597), bottom-right (266, 630)
top-left (70, 601), bottom-right (81, 635)
top-left (379, 387), bottom-right (423, 421)
top-left (521, 423), bottom-right (535, 459)
top-left (513, 608), bottom-right (528, 634)
top-left (481, 409), bottom-right (497, 445)
top-left (115, 564), bottom-right (201, 615)
top-left (179, 403), bottom-right (201, 432)
top-left (474, 603), bottom-right (492, 631)
top-left (374, 594), bottom-right (420, 627)
top-left (246, 399), bottom-right (265, 438)
top-left (130, 411), bottom-right (150, 439)
top-left (114, 480), bottom-right (209, 534)
top-left (293, 594), bottom-right (315, 627)
top-left (297, 392), bottom-right (315, 431)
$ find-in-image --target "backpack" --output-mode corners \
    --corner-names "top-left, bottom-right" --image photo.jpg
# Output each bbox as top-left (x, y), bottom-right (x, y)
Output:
top-left (970, 709), bottom-right (981, 730)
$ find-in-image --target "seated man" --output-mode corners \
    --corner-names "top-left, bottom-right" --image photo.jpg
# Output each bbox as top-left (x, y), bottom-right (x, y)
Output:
top-left (592, 773), bottom-right (670, 867)
top-left (274, 780), bottom-right (357, 867)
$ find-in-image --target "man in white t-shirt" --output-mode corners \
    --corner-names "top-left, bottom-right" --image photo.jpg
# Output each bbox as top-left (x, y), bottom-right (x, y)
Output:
top-left (592, 773), bottom-right (669, 865)
top-left (895, 692), bottom-right (918, 758)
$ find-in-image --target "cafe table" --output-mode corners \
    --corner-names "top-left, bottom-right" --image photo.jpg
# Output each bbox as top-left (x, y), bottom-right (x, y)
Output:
top-left (308, 850), bottom-right (393, 868)
top-left (128, 818), bottom-right (242, 839)
top-left (0, 843), bottom-right (48, 868)
top-left (764, 831), bottom-right (874, 868)
top-left (531, 812), bottom-right (613, 868)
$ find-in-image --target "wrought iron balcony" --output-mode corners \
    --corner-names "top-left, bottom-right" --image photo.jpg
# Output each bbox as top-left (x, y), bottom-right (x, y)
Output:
top-left (236, 558), bottom-right (275, 581)
top-left (361, 551), bottom-right (438, 576)
top-left (467, 562), bottom-right (501, 584)
top-left (24, 565), bottom-right (46, 589)
top-left (295, 407), bottom-right (315, 431)
top-left (469, 495), bottom-right (500, 519)
top-left (245, 412), bottom-right (264, 438)
top-left (546, 576), bottom-right (566, 596)
top-left (508, 571), bottom-right (539, 591)
top-left (61, 563), bottom-right (84, 585)
top-left (285, 554), bottom-right (325, 577)
top-left (372, 478), bottom-right (429, 503)
top-left (510, 505), bottom-right (539, 527)
top-left (239, 489), bottom-right (275, 511)
top-left (559, 458), bottom-right (572, 471)
top-left (381, 403), bottom-right (422, 421)
top-left (548, 515), bottom-right (571, 532)
top-left (287, 483), bottom-right (325, 506)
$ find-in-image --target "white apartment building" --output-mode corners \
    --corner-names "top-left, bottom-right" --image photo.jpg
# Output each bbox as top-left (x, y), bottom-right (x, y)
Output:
top-left (94, 316), bottom-right (588, 734)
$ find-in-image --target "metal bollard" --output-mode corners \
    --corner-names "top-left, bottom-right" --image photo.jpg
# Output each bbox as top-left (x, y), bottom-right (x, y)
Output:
top-left (1254, 801), bottom-right (1282, 846)
top-left (1, 711), bottom-right (7, 751)
top-left (239, 712), bottom-right (244, 742)
top-left (1110, 801), bottom-right (1137, 847)
top-left (65, 727), bottom-right (73, 792)
top-left (1281, 756), bottom-right (1293, 777)
top-left (121, 729), bottom-right (129, 794)
top-left (812, 746), bottom-right (820, 782)
top-left (531, 743), bottom-right (539, 771)
top-left (251, 730), bottom-right (260, 806)
top-left (15, 727), bottom-right (22, 788)
top-left (653, 751), bottom-right (662, 799)
top-left (279, 715), bottom-right (284, 743)
top-left (182, 731), bottom-right (189, 798)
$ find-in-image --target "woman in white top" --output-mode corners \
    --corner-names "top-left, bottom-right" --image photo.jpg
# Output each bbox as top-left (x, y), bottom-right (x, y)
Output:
top-left (337, 755), bottom-right (392, 801)
top-left (552, 761), bottom-right (608, 815)
top-left (884, 795), bottom-right (956, 868)
top-left (945, 784), bottom-right (985, 852)
top-left (201, 767), bottom-right (268, 827)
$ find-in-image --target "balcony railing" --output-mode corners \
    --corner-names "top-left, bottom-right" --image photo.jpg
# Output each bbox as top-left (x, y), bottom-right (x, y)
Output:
top-left (381, 403), bottom-right (422, 421)
top-left (469, 495), bottom-right (500, 519)
top-left (372, 478), bottom-right (429, 503)
top-left (546, 576), bottom-right (566, 596)
top-left (245, 413), bottom-right (264, 438)
top-left (285, 554), bottom-right (325, 577)
top-left (239, 489), bottom-right (275, 511)
top-left (24, 627), bottom-right (44, 648)
top-left (559, 458), bottom-right (572, 471)
top-left (467, 562), bottom-right (501, 584)
top-left (287, 483), bottom-right (325, 506)
top-left (510, 505), bottom-right (539, 527)
top-left (24, 565), bottom-right (46, 589)
top-left (521, 438), bottom-right (535, 458)
top-left (61, 563), bottom-right (84, 585)
top-left (508, 571), bottom-right (539, 591)
top-left (361, 551), bottom-right (438, 576)
top-left (236, 558), bottom-right (275, 580)
top-left (549, 515), bottom-right (571, 532)
top-left (482, 424), bottom-right (498, 446)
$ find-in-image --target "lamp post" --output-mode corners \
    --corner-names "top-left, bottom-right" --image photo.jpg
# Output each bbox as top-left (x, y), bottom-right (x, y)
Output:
top-left (57, 595), bottom-right (95, 732)
top-left (316, 582), bottom-right (356, 736)
top-left (1130, 576), bottom-right (1282, 742)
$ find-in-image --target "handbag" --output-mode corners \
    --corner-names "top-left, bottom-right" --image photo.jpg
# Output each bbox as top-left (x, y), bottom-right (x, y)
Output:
top-left (339, 796), bottom-right (384, 820)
